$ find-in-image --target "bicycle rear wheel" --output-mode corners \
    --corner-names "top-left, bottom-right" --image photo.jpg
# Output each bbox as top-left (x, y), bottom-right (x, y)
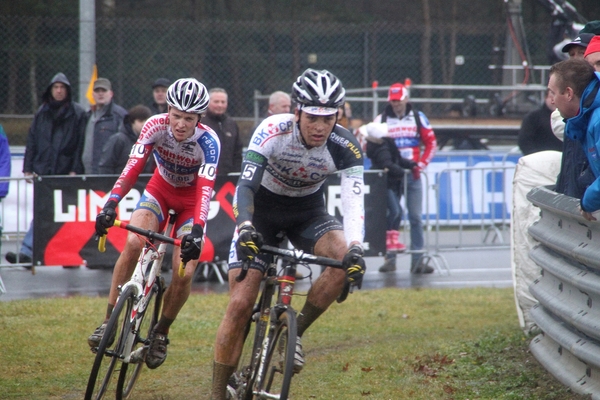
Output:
top-left (257, 308), bottom-right (297, 400)
top-left (85, 285), bottom-right (136, 400)
top-left (116, 276), bottom-right (164, 400)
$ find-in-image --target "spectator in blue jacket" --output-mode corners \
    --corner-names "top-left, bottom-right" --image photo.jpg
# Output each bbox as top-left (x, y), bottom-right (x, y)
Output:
top-left (0, 124), bottom-right (9, 253)
top-left (548, 58), bottom-right (600, 220)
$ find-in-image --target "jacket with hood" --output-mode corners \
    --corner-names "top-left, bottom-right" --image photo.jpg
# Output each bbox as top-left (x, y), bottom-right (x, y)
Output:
top-left (23, 73), bottom-right (87, 175)
top-left (565, 71), bottom-right (600, 212)
top-left (97, 119), bottom-right (155, 175)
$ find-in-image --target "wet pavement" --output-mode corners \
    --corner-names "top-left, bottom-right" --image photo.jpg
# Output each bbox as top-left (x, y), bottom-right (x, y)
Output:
top-left (0, 246), bottom-right (513, 302)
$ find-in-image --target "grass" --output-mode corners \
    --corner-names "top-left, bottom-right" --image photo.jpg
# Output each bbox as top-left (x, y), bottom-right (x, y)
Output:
top-left (0, 287), bottom-right (590, 399)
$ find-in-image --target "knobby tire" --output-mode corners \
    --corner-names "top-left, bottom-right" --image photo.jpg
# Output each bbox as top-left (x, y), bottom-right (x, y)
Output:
top-left (116, 276), bottom-right (164, 399)
top-left (85, 285), bottom-right (136, 400)
top-left (258, 309), bottom-right (297, 400)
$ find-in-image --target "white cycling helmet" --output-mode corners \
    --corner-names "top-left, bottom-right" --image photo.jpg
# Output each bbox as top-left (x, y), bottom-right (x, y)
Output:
top-left (292, 69), bottom-right (345, 115)
top-left (166, 78), bottom-right (210, 114)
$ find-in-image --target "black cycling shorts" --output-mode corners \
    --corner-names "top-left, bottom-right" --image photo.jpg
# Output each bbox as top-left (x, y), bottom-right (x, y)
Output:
top-left (228, 187), bottom-right (343, 273)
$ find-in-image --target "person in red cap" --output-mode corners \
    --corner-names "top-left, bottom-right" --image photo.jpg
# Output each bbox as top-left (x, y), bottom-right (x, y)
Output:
top-left (372, 82), bottom-right (437, 274)
top-left (584, 35), bottom-right (600, 72)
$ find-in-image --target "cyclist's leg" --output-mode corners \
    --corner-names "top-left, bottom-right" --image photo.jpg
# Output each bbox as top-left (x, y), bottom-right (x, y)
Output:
top-left (89, 207), bottom-right (158, 348)
top-left (108, 209), bottom-right (159, 306)
top-left (143, 184), bottom-right (196, 368)
top-left (295, 230), bottom-right (346, 336)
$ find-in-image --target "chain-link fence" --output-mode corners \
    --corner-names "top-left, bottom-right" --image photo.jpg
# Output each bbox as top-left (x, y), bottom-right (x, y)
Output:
top-left (0, 15), bottom-right (550, 119)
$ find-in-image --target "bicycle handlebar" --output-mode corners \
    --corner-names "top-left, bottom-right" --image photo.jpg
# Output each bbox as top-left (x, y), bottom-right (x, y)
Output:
top-left (261, 245), bottom-right (344, 268)
top-left (235, 244), bottom-right (345, 283)
top-left (97, 220), bottom-right (186, 277)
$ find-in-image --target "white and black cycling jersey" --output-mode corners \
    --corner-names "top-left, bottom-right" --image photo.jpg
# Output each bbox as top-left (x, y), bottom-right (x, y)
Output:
top-left (235, 113), bottom-right (365, 246)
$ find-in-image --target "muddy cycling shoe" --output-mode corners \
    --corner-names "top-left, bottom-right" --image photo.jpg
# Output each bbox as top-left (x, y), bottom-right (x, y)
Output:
top-left (293, 336), bottom-right (305, 373)
top-left (146, 331), bottom-right (169, 369)
top-left (88, 322), bottom-right (115, 348)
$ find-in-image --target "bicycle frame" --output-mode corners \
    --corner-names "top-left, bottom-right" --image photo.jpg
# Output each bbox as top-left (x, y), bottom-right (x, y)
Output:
top-left (114, 211), bottom-right (178, 363)
top-left (233, 245), bottom-right (345, 399)
top-left (253, 259), bottom-right (296, 396)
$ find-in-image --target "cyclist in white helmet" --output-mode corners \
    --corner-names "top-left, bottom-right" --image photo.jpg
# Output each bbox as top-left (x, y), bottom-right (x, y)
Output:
top-left (210, 69), bottom-right (366, 399)
top-left (89, 78), bottom-right (221, 369)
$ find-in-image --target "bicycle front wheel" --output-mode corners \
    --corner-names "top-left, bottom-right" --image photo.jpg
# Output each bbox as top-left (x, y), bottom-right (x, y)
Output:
top-left (257, 308), bottom-right (297, 400)
top-left (85, 285), bottom-right (136, 400)
top-left (116, 276), bottom-right (164, 400)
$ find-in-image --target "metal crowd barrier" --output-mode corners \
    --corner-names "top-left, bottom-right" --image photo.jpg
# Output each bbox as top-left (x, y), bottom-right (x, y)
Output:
top-left (526, 185), bottom-right (600, 398)
top-left (413, 153), bottom-right (517, 272)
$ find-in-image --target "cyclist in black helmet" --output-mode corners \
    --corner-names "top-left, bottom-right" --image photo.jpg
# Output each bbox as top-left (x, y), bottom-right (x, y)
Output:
top-left (210, 69), bottom-right (366, 399)
top-left (89, 78), bottom-right (221, 369)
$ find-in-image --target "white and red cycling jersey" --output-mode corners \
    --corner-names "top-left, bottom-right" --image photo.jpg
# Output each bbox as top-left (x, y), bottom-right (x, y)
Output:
top-left (373, 104), bottom-right (437, 168)
top-left (107, 113), bottom-right (220, 228)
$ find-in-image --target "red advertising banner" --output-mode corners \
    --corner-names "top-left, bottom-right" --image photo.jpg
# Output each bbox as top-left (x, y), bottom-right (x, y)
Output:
top-left (33, 172), bottom-right (385, 267)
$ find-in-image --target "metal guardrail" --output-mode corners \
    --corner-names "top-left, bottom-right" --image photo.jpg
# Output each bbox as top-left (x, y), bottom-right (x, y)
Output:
top-left (253, 82), bottom-right (547, 126)
top-left (526, 185), bottom-right (600, 399)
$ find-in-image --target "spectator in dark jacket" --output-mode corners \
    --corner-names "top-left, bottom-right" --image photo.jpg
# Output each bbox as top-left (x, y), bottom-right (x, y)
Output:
top-left (149, 78), bottom-right (170, 115)
top-left (98, 105), bottom-right (154, 174)
top-left (7, 72), bottom-right (87, 266)
top-left (23, 73), bottom-right (87, 176)
top-left (201, 88), bottom-right (243, 175)
top-left (82, 78), bottom-right (128, 174)
top-left (518, 90), bottom-right (563, 156)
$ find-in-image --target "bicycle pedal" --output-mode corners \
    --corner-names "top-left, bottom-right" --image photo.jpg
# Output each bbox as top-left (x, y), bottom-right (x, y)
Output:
top-left (129, 346), bottom-right (148, 364)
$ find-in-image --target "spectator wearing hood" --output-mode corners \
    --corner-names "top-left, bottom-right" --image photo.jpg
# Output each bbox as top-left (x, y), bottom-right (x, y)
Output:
top-left (6, 72), bottom-right (87, 266)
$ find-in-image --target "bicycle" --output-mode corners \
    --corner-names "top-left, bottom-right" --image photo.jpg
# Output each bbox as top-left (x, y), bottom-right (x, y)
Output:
top-left (227, 244), bottom-right (352, 400)
top-left (85, 210), bottom-right (186, 400)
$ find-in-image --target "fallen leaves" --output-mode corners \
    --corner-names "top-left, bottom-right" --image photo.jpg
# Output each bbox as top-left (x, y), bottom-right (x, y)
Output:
top-left (412, 353), bottom-right (455, 378)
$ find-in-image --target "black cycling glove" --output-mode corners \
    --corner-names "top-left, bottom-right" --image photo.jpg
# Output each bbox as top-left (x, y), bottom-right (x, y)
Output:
top-left (343, 244), bottom-right (366, 289)
top-left (236, 224), bottom-right (263, 262)
top-left (95, 200), bottom-right (118, 236)
top-left (180, 224), bottom-right (204, 262)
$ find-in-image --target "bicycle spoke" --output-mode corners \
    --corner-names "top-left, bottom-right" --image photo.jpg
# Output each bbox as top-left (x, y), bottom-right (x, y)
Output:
top-left (85, 286), bottom-right (136, 400)
top-left (116, 278), bottom-right (163, 399)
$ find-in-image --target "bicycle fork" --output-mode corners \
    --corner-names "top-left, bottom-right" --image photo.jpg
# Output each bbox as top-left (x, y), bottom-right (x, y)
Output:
top-left (253, 263), bottom-right (297, 395)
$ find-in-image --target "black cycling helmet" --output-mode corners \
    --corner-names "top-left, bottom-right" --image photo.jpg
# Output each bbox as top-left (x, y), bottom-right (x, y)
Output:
top-left (292, 69), bottom-right (345, 115)
top-left (166, 78), bottom-right (210, 114)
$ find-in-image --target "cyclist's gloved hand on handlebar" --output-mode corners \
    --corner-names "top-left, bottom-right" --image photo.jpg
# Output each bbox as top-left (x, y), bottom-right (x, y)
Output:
top-left (236, 224), bottom-right (263, 262)
top-left (343, 244), bottom-right (366, 289)
top-left (95, 200), bottom-right (118, 236)
top-left (180, 224), bottom-right (204, 262)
